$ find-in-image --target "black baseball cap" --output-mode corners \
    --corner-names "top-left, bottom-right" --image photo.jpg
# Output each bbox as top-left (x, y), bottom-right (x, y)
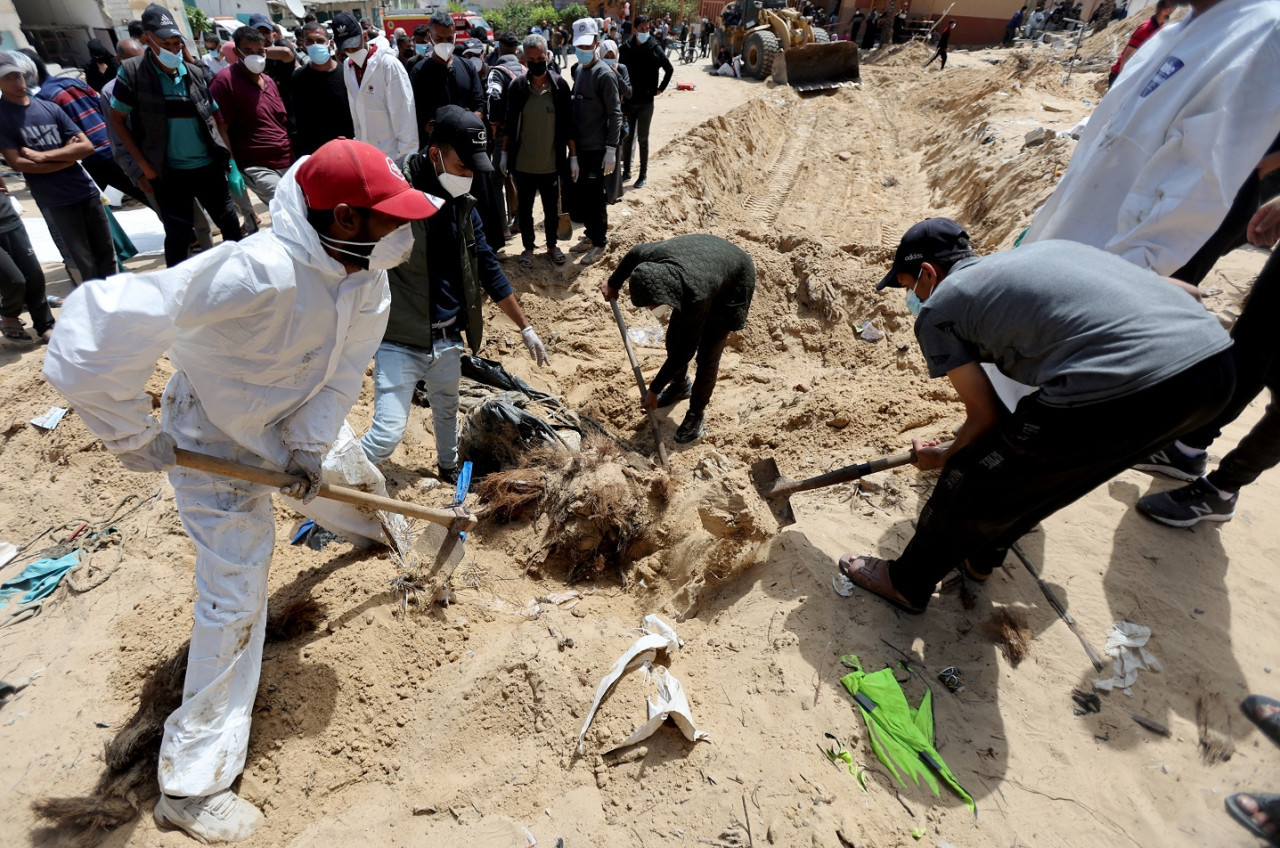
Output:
top-left (429, 105), bottom-right (494, 173)
top-left (142, 4), bottom-right (182, 40)
top-left (331, 13), bottom-right (363, 50)
top-left (876, 218), bottom-right (974, 290)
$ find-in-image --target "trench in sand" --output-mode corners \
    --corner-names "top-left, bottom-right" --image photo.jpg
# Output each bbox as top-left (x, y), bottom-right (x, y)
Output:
top-left (14, 51), bottom-right (1108, 846)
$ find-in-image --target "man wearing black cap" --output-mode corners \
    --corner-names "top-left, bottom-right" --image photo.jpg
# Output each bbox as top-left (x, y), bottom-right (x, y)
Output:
top-left (600, 233), bottom-right (755, 444)
top-left (247, 13), bottom-right (296, 108)
top-left (108, 4), bottom-right (244, 267)
top-left (839, 220), bottom-right (1236, 615)
top-left (360, 105), bottom-right (549, 482)
top-left (333, 11), bottom-right (417, 159)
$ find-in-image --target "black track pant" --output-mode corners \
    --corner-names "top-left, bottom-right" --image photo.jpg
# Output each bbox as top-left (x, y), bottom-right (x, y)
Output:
top-left (1174, 171), bottom-right (1280, 286)
top-left (888, 350), bottom-right (1236, 610)
top-left (1179, 250), bottom-right (1280, 492)
top-left (575, 149), bottom-right (608, 248)
top-left (84, 157), bottom-right (148, 205)
top-left (661, 328), bottom-right (730, 415)
top-left (152, 163), bottom-right (242, 268)
top-left (513, 170), bottom-right (560, 252)
top-left (41, 196), bottom-right (117, 282)
top-left (623, 100), bottom-right (655, 178)
top-left (0, 226), bottom-right (54, 334)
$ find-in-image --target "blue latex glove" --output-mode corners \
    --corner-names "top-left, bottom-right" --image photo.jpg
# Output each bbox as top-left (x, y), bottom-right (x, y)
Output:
top-left (228, 159), bottom-right (246, 198)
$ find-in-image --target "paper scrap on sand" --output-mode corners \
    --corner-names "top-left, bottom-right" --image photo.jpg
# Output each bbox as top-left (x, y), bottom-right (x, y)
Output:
top-left (30, 407), bottom-right (68, 431)
top-left (1094, 621), bottom-right (1161, 696)
top-left (577, 614), bottom-right (708, 754)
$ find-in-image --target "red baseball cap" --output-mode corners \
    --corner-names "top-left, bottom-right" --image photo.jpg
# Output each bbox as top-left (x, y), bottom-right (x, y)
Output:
top-left (297, 138), bottom-right (442, 221)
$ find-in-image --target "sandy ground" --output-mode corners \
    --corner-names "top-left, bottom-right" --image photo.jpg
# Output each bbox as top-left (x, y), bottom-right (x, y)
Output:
top-left (2, 34), bottom-right (1279, 848)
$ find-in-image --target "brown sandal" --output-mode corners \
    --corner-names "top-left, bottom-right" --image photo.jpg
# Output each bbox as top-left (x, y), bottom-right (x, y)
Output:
top-left (839, 554), bottom-right (925, 615)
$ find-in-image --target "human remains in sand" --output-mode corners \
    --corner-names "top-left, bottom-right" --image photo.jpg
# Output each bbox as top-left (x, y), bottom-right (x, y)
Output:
top-left (43, 139), bottom-right (442, 844)
top-left (601, 233), bottom-right (756, 445)
top-left (841, 219), bottom-right (1233, 615)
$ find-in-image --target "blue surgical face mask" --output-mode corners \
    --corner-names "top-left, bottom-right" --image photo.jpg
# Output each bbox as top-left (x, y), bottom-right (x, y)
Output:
top-left (575, 47), bottom-right (596, 64)
top-left (414, 42), bottom-right (429, 55)
top-left (307, 44), bottom-right (332, 64)
top-left (905, 290), bottom-right (923, 317)
top-left (603, 57), bottom-right (617, 67)
top-left (637, 32), bottom-right (651, 43)
top-left (155, 45), bottom-right (183, 70)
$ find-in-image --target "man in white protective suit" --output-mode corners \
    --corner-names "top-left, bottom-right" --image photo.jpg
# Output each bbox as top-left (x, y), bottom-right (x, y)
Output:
top-left (1023, 0), bottom-right (1280, 276)
top-left (43, 137), bottom-right (441, 844)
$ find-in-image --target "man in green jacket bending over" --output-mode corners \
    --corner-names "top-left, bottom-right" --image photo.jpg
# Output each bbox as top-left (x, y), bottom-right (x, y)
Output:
top-left (601, 233), bottom-right (755, 444)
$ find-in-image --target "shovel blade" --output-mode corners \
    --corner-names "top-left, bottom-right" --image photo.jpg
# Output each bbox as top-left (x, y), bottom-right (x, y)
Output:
top-left (750, 457), bottom-right (797, 528)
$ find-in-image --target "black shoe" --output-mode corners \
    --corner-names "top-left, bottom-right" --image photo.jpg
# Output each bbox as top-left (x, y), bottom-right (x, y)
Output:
top-left (633, 175), bottom-right (647, 189)
top-left (1137, 477), bottom-right (1237, 528)
top-left (622, 169), bottom-right (632, 181)
top-left (674, 410), bottom-right (705, 444)
top-left (656, 378), bottom-right (692, 408)
top-left (437, 464), bottom-right (459, 486)
top-left (1133, 445), bottom-right (1208, 482)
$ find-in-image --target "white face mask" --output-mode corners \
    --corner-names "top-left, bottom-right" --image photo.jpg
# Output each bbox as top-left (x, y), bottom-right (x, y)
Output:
top-left (433, 41), bottom-right (453, 62)
top-left (347, 47), bottom-right (368, 67)
top-left (241, 53), bottom-right (267, 74)
top-left (433, 150), bottom-right (473, 198)
top-left (320, 223), bottom-right (415, 270)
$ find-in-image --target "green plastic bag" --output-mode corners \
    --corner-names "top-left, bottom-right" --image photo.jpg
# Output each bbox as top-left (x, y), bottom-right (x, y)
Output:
top-left (840, 654), bottom-right (976, 818)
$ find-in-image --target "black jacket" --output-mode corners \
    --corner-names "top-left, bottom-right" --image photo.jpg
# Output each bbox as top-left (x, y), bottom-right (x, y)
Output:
top-left (619, 36), bottom-right (673, 103)
top-left (503, 69), bottom-right (574, 174)
top-left (411, 55), bottom-right (485, 138)
top-left (385, 156), bottom-right (512, 353)
top-left (485, 53), bottom-right (525, 129)
top-left (607, 234), bottom-right (756, 396)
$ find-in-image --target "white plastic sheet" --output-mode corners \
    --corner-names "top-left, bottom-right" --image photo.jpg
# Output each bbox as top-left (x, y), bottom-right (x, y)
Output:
top-left (1094, 621), bottom-right (1161, 696)
top-left (577, 614), bottom-right (708, 754)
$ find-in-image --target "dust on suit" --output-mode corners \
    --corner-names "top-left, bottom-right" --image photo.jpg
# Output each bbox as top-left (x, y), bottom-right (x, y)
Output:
top-left (43, 161), bottom-right (391, 798)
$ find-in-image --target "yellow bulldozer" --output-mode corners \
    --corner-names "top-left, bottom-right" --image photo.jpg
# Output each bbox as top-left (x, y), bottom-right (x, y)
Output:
top-left (708, 0), bottom-right (860, 91)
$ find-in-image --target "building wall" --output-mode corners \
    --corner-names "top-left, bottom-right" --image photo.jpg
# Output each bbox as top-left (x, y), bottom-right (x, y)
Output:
top-left (0, 0), bottom-right (30, 48)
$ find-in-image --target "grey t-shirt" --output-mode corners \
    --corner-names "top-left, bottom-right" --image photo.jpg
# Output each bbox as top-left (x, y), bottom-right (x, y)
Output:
top-left (913, 240), bottom-right (1232, 407)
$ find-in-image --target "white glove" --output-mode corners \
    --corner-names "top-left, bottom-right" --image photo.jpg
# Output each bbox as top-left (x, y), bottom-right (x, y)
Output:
top-left (603, 146), bottom-right (617, 176)
top-left (498, 150), bottom-right (508, 176)
top-left (521, 326), bottom-right (550, 366)
top-left (570, 156), bottom-right (580, 182)
top-left (282, 448), bottom-right (325, 503)
top-left (116, 431), bottom-right (177, 473)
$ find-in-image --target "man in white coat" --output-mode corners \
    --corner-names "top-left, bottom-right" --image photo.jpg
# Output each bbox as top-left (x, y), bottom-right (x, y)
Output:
top-left (43, 138), bottom-right (441, 844)
top-left (1023, 0), bottom-right (1280, 276)
top-left (333, 12), bottom-right (418, 159)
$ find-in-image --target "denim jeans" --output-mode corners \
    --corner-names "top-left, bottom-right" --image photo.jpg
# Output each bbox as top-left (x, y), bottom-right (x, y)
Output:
top-left (359, 338), bottom-right (464, 468)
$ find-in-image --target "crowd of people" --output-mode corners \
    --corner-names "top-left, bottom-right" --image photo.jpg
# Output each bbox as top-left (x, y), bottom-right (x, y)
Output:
top-left (5, 0), bottom-right (1280, 843)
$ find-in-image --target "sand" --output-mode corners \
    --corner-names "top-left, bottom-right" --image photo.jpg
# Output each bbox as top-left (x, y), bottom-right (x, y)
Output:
top-left (3, 35), bottom-right (1280, 848)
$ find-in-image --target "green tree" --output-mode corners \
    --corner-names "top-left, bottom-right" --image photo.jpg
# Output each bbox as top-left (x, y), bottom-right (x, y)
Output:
top-left (447, 1), bottom-right (468, 13)
top-left (557, 4), bottom-right (591, 26)
top-left (185, 4), bottom-right (214, 39)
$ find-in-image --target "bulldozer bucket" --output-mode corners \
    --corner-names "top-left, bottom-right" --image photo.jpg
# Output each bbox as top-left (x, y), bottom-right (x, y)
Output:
top-left (772, 42), bottom-right (861, 91)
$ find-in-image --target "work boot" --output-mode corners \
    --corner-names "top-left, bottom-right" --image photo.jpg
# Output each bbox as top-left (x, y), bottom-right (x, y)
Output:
top-left (154, 790), bottom-right (263, 843)
top-left (633, 173), bottom-right (647, 189)
top-left (438, 464), bottom-right (460, 486)
top-left (656, 377), bottom-right (692, 408)
top-left (674, 409), bottom-right (706, 444)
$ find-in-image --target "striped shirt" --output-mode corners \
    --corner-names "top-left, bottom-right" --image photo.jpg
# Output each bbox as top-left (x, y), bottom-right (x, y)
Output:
top-left (38, 76), bottom-right (111, 164)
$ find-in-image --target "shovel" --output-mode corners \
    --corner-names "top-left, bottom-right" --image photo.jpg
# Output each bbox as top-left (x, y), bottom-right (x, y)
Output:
top-left (609, 300), bottom-right (670, 467)
top-left (751, 442), bottom-right (952, 527)
top-left (174, 448), bottom-right (478, 533)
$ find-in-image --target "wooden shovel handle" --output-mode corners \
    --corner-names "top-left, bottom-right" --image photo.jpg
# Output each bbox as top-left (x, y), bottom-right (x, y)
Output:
top-left (174, 448), bottom-right (477, 531)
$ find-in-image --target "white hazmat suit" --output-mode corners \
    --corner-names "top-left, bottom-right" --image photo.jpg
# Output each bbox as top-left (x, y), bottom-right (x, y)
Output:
top-left (344, 46), bottom-right (419, 160)
top-left (1024, 0), bottom-right (1280, 275)
top-left (43, 159), bottom-right (392, 798)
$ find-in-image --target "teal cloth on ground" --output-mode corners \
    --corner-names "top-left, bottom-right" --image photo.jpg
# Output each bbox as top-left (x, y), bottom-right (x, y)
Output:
top-left (0, 552), bottom-right (79, 606)
top-left (840, 653), bottom-right (976, 818)
top-left (105, 203), bottom-right (137, 263)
